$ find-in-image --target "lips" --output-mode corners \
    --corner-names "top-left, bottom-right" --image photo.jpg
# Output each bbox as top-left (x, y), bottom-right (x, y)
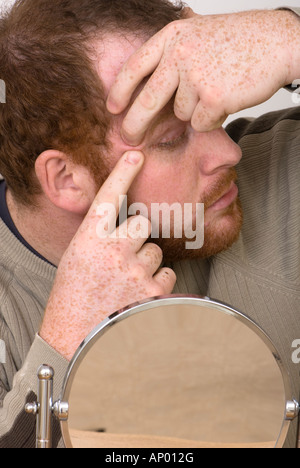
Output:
top-left (206, 181), bottom-right (239, 212)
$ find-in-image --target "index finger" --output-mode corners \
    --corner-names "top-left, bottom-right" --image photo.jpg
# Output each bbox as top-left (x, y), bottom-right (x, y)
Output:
top-left (81, 151), bottom-right (145, 231)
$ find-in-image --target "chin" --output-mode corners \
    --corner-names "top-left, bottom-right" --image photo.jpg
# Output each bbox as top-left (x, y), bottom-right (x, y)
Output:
top-left (157, 199), bottom-right (243, 263)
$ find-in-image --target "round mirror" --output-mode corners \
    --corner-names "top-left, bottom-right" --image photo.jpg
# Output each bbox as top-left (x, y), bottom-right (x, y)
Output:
top-left (59, 295), bottom-right (294, 448)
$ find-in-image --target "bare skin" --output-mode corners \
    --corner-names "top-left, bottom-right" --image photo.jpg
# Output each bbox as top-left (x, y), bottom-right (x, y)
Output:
top-left (30, 8), bottom-right (300, 361)
top-left (40, 152), bottom-right (176, 360)
top-left (107, 9), bottom-right (300, 145)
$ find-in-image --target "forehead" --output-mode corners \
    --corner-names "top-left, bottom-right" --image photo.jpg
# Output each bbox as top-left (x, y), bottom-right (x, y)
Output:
top-left (93, 33), bottom-right (146, 95)
top-left (92, 32), bottom-right (177, 150)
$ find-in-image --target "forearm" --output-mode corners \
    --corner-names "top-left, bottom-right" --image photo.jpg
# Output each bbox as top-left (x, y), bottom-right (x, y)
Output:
top-left (0, 335), bottom-right (68, 448)
top-left (279, 7), bottom-right (300, 83)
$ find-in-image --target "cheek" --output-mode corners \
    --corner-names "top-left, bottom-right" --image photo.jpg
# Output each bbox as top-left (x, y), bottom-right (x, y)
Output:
top-left (127, 162), bottom-right (170, 205)
top-left (108, 130), bottom-right (200, 206)
top-left (127, 158), bottom-right (196, 208)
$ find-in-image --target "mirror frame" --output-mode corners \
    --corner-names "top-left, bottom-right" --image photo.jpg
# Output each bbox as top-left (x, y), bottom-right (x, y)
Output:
top-left (58, 294), bottom-right (295, 448)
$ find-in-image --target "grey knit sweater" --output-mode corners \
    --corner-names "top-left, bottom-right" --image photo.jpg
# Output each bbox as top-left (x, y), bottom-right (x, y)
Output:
top-left (0, 7), bottom-right (299, 446)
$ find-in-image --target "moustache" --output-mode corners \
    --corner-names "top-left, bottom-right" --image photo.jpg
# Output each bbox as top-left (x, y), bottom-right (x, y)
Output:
top-left (201, 168), bottom-right (238, 210)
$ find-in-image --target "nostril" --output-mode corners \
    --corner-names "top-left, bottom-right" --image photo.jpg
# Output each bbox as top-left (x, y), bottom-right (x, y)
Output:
top-left (199, 129), bottom-right (243, 175)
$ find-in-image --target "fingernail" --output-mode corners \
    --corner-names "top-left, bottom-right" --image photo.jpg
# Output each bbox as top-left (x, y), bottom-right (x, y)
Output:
top-left (125, 151), bottom-right (142, 165)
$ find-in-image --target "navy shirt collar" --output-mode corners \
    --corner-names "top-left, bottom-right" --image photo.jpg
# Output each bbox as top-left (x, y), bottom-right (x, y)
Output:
top-left (0, 180), bottom-right (54, 266)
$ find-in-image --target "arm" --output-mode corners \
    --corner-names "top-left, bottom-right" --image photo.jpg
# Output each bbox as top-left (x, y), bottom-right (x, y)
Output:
top-left (0, 151), bottom-right (176, 447)
top-left (279, 6), bottom-right (300, 98)
top-left (0, 335), bottom-right (68, 448)
top-left (40, 151), bottom-right (176, 361)
top-left (107, 8), bottom-right (300, 145)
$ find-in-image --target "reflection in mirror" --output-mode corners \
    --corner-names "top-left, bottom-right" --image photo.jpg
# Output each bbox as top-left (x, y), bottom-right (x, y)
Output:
top-left (63, 299), bottom-right (286, 448)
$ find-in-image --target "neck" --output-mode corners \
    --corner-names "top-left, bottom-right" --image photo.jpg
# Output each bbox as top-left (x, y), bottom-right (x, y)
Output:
top-left (6, 189), bottom-right (83, 267)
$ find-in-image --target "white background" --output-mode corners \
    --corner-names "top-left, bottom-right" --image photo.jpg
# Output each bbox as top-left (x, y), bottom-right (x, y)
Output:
top-left (0, 0), bottom-right (298, 122)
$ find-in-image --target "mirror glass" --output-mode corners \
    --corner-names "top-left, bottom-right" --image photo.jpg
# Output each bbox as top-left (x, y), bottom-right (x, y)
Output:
top-left (60, 297), bottom-right (288, 448)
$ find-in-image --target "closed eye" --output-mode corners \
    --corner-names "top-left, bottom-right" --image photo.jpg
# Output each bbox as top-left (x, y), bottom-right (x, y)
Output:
top-left (156, 130), bottom-right (188, 150)
top-left (151, 124), bottom-right (189, 152)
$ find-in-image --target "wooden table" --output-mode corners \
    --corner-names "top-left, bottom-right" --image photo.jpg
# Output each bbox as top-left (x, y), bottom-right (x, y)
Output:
top-left (70, 429), bottom-right (275, 449)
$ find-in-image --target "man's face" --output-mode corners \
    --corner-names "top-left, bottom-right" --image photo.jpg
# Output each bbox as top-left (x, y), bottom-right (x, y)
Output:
top-left (94, 34), bottom-right (243, 261)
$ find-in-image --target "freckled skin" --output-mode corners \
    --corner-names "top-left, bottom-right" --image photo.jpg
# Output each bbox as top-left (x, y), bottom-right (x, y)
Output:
top-left (107, 9), bottom-right (300, 143)
top-left (41, 9), bottom-right (300, 362)
top-left (40, 153), bottom-right (176, 361)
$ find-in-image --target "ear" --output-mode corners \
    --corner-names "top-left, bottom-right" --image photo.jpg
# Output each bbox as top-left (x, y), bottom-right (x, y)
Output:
top-left (35, 150), bottom-right (96, 214)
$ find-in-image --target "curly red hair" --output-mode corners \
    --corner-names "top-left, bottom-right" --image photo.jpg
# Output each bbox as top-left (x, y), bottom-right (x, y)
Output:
top-left (0, 0), bottom-right (184, 205)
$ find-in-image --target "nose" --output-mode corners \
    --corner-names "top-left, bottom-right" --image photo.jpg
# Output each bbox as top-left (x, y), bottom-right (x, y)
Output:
top-left (196, 128), bottom-right (242, 175)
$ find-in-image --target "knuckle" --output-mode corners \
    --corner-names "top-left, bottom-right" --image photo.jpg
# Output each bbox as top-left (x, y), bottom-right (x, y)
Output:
top-left (150, 284), bottom-right (166, 297)
top-left (148, 243), bottom-right (163, 263)
top-left (191, 113), bottom-right (204, 132)
top-left (109, 249), bottom-right (127, 268)
top-left (137, 87), bottom-right (157, 111)
top-left (173, 42), bottom-right (188, 60)
top-left (150, 242), bottom-right (163, 255)
top-left (123, 54), bottom-right (140, 75)
top-left (164, 19), bottom-right (182, 38)
top-left (174, 103), bottom-right (192, 121)
top-left (130, 263), bottom-right (147, 280)
top-left (202, 86), bottom-right (223, 108)
top-left (105, 239), bottom-right (133, 264)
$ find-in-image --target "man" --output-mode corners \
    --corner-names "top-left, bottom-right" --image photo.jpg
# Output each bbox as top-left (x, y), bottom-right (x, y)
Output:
top-left (0, 0), bottom-right (299, 448)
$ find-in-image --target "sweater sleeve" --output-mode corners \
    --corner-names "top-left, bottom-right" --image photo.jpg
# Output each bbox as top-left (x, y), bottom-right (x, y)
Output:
top-left (279, 6), bottom-right (300, 16)
top-left (0, 334), bottom-right (69, 448)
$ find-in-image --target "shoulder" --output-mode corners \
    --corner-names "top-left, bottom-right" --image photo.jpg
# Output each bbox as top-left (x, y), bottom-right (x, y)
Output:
top-left (226, 107), bottom-right (300, 143)
top-left (228, 107), bottom-right (300, 285)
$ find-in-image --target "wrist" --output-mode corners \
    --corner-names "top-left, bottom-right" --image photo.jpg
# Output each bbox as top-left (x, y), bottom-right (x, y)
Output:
top-left (40, 304), bottom-right (83, 362)
top-left (278, 9), bottom-right (300, 85)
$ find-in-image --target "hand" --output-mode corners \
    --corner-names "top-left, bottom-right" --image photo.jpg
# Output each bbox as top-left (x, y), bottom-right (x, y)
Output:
top-left (40, 151), bottom-right (176, 361)
top-left (107, 10), bottom-right (296, 145)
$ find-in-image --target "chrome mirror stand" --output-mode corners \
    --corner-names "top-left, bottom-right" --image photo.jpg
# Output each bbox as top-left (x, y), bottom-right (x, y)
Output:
top-left (25, 363), bottom-right (299, 448)
top-left (25, 365), bottom-right (300, 448)
top-left (25, 365), bottom-right (69, 449)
